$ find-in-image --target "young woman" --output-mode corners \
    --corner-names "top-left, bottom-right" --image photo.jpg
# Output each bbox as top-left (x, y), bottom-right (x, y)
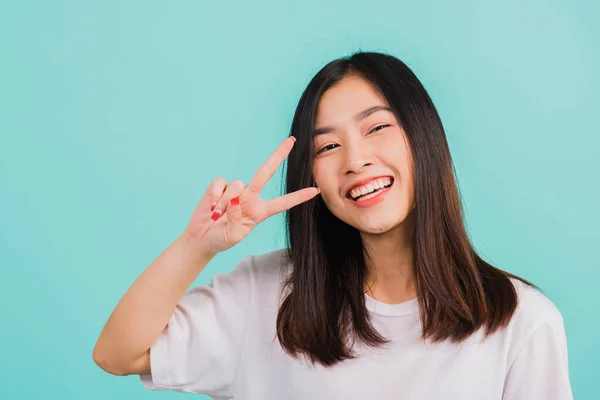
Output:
top-left (93, 52), bottom-right (573, 399)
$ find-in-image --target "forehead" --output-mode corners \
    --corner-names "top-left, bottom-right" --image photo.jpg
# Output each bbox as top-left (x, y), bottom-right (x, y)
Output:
top-left (315, 75), bottom-right (389, 126)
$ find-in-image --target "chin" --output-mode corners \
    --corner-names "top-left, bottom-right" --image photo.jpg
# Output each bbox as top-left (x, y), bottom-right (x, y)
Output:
top-left (354, 216), bottom-right (404, 235)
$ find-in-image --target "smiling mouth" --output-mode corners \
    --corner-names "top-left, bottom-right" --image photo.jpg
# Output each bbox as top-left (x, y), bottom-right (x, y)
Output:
top-left (347, 177), bottom-right (394, 201)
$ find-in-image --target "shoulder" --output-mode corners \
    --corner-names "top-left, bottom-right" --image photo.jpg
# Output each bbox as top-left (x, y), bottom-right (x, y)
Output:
top-left (505, 278), bottom-right (566, 352)
top-left (232, 248), bottom-right (292, 291)
top-left (243, 248), bottom-right (292, 276)
top-left (510, 278), bottom-right (564, 328)
top-left (498, 280), bottom-right (573, 398)
top-left (249, 248), bottom-right (292, 269)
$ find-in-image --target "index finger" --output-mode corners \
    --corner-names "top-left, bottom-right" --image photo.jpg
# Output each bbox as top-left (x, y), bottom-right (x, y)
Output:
top-left (265, 187), bottom-right (320, 217)
top-left (246, 136), bottom-right (296, 194)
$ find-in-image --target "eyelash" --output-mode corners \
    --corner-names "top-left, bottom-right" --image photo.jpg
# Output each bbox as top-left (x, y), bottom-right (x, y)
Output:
top-left (316, 124), bottom-right (391, 154)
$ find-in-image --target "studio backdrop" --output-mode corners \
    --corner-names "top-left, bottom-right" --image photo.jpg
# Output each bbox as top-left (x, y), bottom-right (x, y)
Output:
top-left (0, 1), bottom-right (598, 399)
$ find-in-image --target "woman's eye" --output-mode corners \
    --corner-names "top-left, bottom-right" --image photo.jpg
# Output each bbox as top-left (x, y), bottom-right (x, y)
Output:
top-left (368, 124), bottom-right (391, 134)
top-left (317, 143), bottom-right (339, 154)
top-left (316, 126), bottom-right (390, 154)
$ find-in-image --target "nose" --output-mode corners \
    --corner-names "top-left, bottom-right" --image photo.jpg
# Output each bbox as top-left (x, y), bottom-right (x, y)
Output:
top-left (343, 139), bottom-right (373, 175)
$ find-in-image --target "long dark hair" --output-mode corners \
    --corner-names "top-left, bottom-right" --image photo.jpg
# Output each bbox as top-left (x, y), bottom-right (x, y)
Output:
top-left (277, 51), bottom-right (534, 367)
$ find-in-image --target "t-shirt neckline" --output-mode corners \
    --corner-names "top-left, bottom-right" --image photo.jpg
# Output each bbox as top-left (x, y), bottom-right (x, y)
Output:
top-left (364, 293), bottom-right (419, 317)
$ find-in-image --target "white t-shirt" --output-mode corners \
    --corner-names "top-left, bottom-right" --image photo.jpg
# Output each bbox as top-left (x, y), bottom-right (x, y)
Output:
top-left (139, 249), bottom-right (573, 399)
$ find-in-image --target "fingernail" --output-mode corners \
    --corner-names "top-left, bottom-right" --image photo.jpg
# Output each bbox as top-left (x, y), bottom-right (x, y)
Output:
top-left (290, 136), bottom-right (296, 143)
top-left (211, 212), bottom-right (221, 221)
top-left (231, 196), bottom-right (240, 206)
top-left (210, 204), bottom-right (216, 211)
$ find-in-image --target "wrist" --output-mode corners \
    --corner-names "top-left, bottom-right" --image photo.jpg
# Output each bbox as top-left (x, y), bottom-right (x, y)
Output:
top-left (178, 230), bottom-right (217, 264)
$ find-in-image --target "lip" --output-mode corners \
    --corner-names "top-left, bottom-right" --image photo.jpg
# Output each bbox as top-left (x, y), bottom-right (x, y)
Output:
top-left (349, 184), bottom-right (393, 207)
top-left (345, 175), bottom-right (395, 198)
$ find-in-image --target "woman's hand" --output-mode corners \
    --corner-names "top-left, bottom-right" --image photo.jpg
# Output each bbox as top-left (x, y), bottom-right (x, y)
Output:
top-left (184, 136), bottom-right (319, 255)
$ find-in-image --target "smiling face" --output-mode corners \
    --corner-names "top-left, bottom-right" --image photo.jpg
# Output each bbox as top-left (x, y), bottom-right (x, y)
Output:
top-left (312, 74), bottom-right (416, 235)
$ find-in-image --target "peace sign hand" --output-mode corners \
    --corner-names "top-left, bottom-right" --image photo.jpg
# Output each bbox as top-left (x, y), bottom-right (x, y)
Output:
top-left (185, 137), bottom-right (320, 256)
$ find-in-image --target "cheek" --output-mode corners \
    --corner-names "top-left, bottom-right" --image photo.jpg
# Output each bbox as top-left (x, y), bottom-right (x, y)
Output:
top-left (401, 160), bottom-right (416, 205)
top-left (387, 138), bottom-right (413, 176)
top-left (313, 162), bottom-right (340, 204)
top-left (313, 159), bottom-right (332, 188)
top-left (312, 161), bottom-right (323, 187)
top-left (383, 142), bottom-right (414, 198)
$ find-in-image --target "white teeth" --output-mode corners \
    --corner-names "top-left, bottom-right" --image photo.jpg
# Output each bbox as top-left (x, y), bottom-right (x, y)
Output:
top-left (349, 177), bottom-right (393, 199)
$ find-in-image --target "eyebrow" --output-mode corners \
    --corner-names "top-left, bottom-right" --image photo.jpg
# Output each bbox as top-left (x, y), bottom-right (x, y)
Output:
top-left (313, 105), bottom-right (393, 136)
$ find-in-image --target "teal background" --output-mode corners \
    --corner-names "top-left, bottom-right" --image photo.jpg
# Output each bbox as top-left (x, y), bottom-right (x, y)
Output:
top-left (1, 0), bottom-right (598, 398)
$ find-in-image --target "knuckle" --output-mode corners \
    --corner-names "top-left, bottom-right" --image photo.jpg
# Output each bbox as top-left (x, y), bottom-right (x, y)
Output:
top-left (209, 177), bottom-right (226, 193)
top-left (279, 197), bottom-right (289, 210)
top-left (230, 179), bottom-right (245, 190)
top-left (247, 182), bottom-right (259, 193)
top-left (265, 162), bottom-right (275, 175)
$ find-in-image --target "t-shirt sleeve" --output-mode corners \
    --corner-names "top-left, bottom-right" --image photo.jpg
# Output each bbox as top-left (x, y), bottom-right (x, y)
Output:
top-left (502, 312), bottom-right (573, 400)
top-left (138, 255), bottom-right (254, 397)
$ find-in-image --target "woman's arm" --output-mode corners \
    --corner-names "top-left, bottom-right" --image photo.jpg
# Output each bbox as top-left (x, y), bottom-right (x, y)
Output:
top-left (92, 137), bottom-right (319, 377)
top-left (93, 232), bottom-right (215, 376)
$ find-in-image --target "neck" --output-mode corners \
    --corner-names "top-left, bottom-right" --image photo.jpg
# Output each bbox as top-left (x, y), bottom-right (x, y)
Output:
top-left (360, 210), bottom-right (416, 304)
